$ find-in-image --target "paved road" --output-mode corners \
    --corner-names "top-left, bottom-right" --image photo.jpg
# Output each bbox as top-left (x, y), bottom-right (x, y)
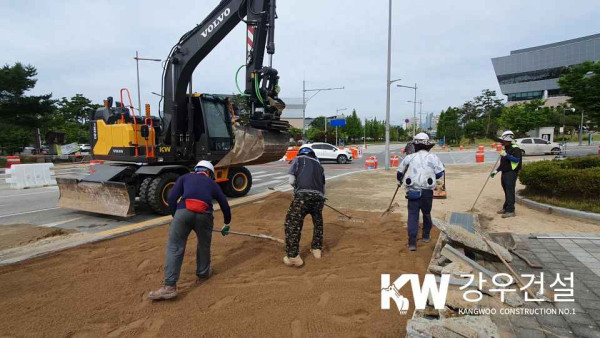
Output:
top-left (0, 143), bottom-right (597, 234)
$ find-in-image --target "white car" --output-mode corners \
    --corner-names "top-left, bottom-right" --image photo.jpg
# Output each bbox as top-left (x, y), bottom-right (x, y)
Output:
top-left (300, 143), bottom-right (353, 164)
top-left (515, 138), bottom-right (562, 156)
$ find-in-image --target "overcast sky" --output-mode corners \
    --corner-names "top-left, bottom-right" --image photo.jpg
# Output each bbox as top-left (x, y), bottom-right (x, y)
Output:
top-left (2, 0), bottom-right (598, 125)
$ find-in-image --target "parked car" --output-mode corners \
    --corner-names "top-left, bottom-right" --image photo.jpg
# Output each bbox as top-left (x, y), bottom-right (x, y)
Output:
top-left (515, 138), bottom-right (562, 156)
top-left (79, 144), bottom-right (91, 153)
top-left (299, 142), bottom-right (353, 164)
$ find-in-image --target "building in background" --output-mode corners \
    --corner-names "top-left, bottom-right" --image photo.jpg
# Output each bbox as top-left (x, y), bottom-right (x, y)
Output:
top-left (280, 98), bottom-right (305, 129)
top-left (424, 112), bottom-right (439, 132)
top-left (491, 33), bottom-right (600, 107)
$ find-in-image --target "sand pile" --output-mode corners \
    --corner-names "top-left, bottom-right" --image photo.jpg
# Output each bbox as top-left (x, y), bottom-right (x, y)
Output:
top-left (0, 224), bottom-right (73, 251)
top-left (0, 192), bottom-right (437, 337)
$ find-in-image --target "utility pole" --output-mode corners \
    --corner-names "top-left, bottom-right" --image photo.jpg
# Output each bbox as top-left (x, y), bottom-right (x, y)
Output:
top-left (302, 80), bottom-right (344, 140)
top-left (333, 108), bottom-right (347, 146)
top-left (134, 51), bottom-right (161, 114)
top-left (384, 0), bottom-right (402, 170)
top-left (407, 100), bottom-right (423, 132)
top-left (398, 83), bottom-right (418, 136)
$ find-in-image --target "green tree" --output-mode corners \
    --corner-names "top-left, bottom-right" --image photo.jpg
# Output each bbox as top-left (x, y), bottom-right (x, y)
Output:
top-left (437, 107), bottom-right (463, 145)
top-left (498, 100), bottom-right (553, 136)
top-left (45, 94), bottom-right (101, 143)
top-left (0, 63), bottom-right (55, 153)
top-left (558, 61), bottom-right (600, 124)
top-left (343, 109), bottom-right (363, 142)
top-left (473, 89), bottom-right (503, 136)
top-left (310, 116), bottom-right (326, 130)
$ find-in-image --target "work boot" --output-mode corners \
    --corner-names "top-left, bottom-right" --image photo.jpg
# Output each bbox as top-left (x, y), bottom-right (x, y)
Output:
top-left (497, 209), bottom-right (506, 214)
top-left (422, 235), bottom-right (431, 243)
top-left (311, 249), bottom-right (322, 259)
top-left (283, 255), bottom-right (304, 267)
top-left (408, 243), bottom-right (417, 251)
top-left (502, 212), bottom-right (516, 218)
top-left (197, 269), bottom-right (212, 283)
top-left (148, 285), bottom-right (177, 301)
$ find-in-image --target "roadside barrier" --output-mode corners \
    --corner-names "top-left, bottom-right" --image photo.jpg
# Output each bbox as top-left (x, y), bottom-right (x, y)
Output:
top-left (475, 151), bottom-right (485, 163)
top-left (442, 145), bottom-right (448, 151)
top-left (90, 160), bottom-right (105, 174)
top-left (390, 155), bottom-right (400, 168)
top-left (349, 147), bottom-right (359, 160)
top-left (496, 144), bottom-right (503, 151)
top-left (372, 156), bottom-right (378, 169)
top-left (459, 145), bottom-right (464, 151)
top-left (6, 156), bottom-right (20, 168)
top-left (6, 163), bottom-right (56, 189)
top-left (477, 145), bottom-right (484, 152)
top-left (491, 142), bottom-right (496, 149)
top-left (365, 157), bottom-right (376, 169)
top-left (285, 147), bottom-right (299, 162)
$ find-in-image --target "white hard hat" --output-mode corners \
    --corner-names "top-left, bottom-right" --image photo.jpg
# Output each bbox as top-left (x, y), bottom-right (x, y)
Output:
top-left (500, 130), bottom-right (515, 141)
top-left (414, 132), bottom-right (430, 141)
top-left (194, 160), bottom-right (215, 176)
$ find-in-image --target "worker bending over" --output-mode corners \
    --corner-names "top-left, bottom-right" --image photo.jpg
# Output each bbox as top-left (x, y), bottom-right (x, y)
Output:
top-left (490, 130), bottom-right (522, 218)
top-left (149, 160), bottom-right (231, 300)
top-left (283, 147), bottom-right (326, 267)
top-left (397, 133), bottom-right (445, 251)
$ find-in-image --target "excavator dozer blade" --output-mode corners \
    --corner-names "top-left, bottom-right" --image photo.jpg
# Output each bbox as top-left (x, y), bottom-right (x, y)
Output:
top-left (57, 178), bottom-right (135, 218)
top-left (215, 124), bottom-right (289, 168)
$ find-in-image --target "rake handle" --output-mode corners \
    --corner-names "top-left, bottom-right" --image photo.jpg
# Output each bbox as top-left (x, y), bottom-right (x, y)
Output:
top-left (324, 203), bottom-right (353, 219)
top-left (470, 154), bottom-right (502, 212)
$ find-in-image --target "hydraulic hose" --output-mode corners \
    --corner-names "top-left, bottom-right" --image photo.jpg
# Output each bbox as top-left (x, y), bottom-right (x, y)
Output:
top-left (235, 64), bottom-right (250, 96)
top-left (255, 75), bottom-right (265, 105)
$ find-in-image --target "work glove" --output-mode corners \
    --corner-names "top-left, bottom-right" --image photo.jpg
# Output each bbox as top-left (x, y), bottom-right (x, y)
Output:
top-left (499, 150), bottom-right (507, 157)
top-left (323, 197), bottom-right (328, 202)
top-left (490, 170), bottom-right (498, 178)
top-left (221, 224), bottom-right (230, 236)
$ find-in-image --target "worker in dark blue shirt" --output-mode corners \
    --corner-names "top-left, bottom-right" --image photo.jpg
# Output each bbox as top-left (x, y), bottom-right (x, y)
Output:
top-left (149, 160), bottom-right (231, 300)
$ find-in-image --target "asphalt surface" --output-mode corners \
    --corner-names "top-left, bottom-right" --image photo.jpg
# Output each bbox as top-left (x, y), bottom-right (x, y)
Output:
top-left (0, 143), bottom-right (597, 234)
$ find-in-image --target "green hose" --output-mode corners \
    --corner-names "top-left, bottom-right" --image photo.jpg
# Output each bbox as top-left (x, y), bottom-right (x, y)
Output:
top-left (235, 65), bottom-right (250, 96)
top-left (255, 75), bottom-right (265, 105)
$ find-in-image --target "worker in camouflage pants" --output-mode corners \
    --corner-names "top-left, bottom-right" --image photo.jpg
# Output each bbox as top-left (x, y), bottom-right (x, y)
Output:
top-left (283, 147), bottom-right (326, 267)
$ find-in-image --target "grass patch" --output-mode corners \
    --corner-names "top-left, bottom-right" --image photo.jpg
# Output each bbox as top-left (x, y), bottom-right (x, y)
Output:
top-left (521, 190), bottom-right (600, 214)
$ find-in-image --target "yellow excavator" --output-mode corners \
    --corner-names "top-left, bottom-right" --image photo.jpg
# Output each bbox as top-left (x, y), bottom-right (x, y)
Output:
top-left (57, 0), bottom-right (289, 217)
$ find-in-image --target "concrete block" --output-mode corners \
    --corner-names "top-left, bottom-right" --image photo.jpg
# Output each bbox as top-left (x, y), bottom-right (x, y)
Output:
top-left (570, 325), bottom-right (600, 338)
top-left (407, 315), bottom-right (499, 338)
top-left (433, 218), bottom-right (512, 262)
top-left (579, 299), bottom-right (600, 310)
top-left (508, 314), bottom-right (540, 329)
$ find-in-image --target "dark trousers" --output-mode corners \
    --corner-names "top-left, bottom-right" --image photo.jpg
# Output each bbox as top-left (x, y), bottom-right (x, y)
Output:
top-left (284, 192), bottom-right (324, 257)
top-left (407, 189), bottom-right (434, 245)
top-left (501, 170), bottom-right (518, 213)
top-left (164, 209), bottom-right (213, 286)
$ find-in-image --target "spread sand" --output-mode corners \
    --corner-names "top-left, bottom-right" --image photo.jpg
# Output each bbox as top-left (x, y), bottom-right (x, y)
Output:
top-left (0, 192), bottom-right (437, 337)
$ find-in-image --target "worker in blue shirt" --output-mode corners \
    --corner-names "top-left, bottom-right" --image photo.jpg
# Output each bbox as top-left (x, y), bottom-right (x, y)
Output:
top-left (149, 160), bottom-right (231, 300)
top-left (490, 130), bottom-right (522, 218)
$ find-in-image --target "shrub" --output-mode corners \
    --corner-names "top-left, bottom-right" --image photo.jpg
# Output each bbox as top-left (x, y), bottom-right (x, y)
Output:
top-left (519, 155), bottom-right (600, 199)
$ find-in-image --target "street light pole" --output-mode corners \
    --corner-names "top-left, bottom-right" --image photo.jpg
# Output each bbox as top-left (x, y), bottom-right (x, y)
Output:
top-left (407, 100), bottom-right (423, 131)
top-left (134, 51), bottom-right (161, 114)
top-left (397, 83), bottom-right (418, 136)
top-left (302, 81), bottom-right (344, 140)
top-left (334, 108), bottom-right (347, 146)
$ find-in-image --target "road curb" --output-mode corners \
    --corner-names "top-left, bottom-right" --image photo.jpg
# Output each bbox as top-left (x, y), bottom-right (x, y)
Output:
top-left (0, 169), bottom-right (369, 266)
top-left (516, 192), bottom-right (600, 224)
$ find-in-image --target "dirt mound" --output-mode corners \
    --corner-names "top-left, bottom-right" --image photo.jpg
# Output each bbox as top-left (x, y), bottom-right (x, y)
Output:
top-left (0, 224), bottom-right (73, 251)
top-left (0, 191), bottom-right (437, 337)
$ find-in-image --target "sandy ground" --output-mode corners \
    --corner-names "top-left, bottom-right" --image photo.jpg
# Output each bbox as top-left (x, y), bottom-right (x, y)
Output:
top-left (328, 164), bottom-right (600, 234)
top-left (0, 192), bottom-right (437, 337)
top-left (0, 224), bottom-right (73, 251)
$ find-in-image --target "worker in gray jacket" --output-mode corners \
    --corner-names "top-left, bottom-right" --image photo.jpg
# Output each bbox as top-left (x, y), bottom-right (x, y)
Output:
top-left (283, 147), bottom-right (326, 267)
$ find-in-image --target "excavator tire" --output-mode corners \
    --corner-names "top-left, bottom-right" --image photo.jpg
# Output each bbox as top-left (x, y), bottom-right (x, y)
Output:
top-left (147, 172), bottom-right (180, 215)
top-left (138, 177), bottom-right (153, 205)
top-left (221, 167), bottom-right (252, 198)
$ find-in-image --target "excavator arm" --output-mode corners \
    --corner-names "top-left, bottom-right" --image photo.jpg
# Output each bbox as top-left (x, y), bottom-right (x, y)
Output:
top-left (162, 0), bottom-right (288, 157)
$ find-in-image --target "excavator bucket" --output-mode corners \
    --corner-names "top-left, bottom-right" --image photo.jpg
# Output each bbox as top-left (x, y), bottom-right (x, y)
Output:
top-left (215, 124), bottom-right (289, 168)
top-left (56, 167), bottom-right (136, 218)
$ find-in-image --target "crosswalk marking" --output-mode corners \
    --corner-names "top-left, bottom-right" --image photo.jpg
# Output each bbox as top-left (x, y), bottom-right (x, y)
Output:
top-left (273, 175), bottom-right (289, 180)
top-left (252, 172), bottom-right (281, 179)
top-left (252, 180), bottom-right (285, 189)
top-left (250, 171), bottom-right (267, 175)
